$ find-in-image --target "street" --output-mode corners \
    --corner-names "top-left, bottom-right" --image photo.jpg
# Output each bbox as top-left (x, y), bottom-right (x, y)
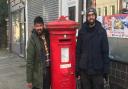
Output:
top-left (0, 49), bottom-right (28, 89)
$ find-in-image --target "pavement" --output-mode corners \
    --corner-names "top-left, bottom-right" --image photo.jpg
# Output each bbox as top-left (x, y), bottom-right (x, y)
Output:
top-left (0, 49), bottom-right (29, 89)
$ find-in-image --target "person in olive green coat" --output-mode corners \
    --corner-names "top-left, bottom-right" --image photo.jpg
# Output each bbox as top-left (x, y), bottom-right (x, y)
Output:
top-left (26, 16), bottom-right (50, 89)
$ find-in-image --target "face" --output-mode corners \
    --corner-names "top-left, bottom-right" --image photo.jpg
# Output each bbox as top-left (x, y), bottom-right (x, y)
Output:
top-left (87, 12), bottom-right (96, 24)
top-left (34, 23), bottom-right (44, 35)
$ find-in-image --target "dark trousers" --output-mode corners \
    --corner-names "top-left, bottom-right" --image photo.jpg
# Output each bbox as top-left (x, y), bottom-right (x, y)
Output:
top-left (32, 68), bottom-right (50, 89)
top-left (80, 71), bottom-right (104, 89)
top-left (43, 67), bottom-right (50, 89)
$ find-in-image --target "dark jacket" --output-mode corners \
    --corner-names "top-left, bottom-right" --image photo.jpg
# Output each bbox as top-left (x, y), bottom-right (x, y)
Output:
top-left (76, 20), bottom-right (110, 75)
top-left (26, 29), bottom-right (50, 89)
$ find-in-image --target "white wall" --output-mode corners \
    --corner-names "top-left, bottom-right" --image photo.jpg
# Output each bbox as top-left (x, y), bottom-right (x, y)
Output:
top-left (59, 0), bottom-right (68, 16)
top-left (59, 0), bottom-right (79, 22)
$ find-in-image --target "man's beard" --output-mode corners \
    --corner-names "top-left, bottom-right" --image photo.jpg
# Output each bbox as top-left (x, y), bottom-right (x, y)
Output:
top-left (36, 29), bottom-right (43, 36)
top-left (87, 19), bottom-right (96, 28)
top-left (88, 19), bottom-right (95, 24)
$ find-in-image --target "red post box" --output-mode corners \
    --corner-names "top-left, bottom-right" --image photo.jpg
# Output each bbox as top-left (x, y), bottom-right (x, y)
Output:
top-left (47, 16), bottom-right (78, 89)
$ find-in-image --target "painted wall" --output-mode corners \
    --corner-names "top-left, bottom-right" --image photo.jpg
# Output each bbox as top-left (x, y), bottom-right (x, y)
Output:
top-left (59, 0), bottom-right (79, 22)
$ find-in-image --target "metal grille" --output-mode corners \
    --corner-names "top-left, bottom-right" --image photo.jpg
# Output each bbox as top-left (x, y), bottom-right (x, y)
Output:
top-left (42, 0), bottom-right (59, 22)
top-left (27, 0), bottom-right (59, 34)
top-left (27, 0), bottom-right (43, 24)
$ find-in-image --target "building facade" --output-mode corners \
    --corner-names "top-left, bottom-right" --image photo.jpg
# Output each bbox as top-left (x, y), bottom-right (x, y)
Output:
top-left (96, 0), bottom-right (120, 16)
top-left (96, 0), bottom-right (128, 16)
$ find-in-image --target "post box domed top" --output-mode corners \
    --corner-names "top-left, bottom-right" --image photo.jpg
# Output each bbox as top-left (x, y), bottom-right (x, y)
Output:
top-left (46, 16), bottom-right (79, 29)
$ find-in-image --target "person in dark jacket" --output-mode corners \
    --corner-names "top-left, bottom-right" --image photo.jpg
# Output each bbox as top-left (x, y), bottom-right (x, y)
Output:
top-left (26, 16), bottom-right (50, 89)
top-left (76, 7), bottom-right (110, 89)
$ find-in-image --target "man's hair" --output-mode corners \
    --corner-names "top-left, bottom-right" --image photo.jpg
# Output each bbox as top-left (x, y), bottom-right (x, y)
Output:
top-left (34, 16), bottom-right (44, 25)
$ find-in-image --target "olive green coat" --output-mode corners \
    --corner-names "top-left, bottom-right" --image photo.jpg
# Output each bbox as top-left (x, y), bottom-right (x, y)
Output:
top-left (26, 30), bottom-right (49, 89)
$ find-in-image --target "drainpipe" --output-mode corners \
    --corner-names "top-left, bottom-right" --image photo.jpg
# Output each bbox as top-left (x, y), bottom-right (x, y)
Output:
top-left (93, 0), bottom-right (96, 8)
top-left (25, 0), bottom-right (28, 59)
top-left (78, 0), bottom-right (84, 28)
top-left (59, 0), bottom-right (62, 16)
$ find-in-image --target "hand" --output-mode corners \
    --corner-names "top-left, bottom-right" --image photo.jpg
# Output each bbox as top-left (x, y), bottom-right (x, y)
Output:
top-left (26, 83), bottom-right (32, 89)
top-left (77, 76), bottom-right (81, 80)
top-left (103, 73), bottom-right (108, 81)
top-left (75, 71), bottom-right (80, 79)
